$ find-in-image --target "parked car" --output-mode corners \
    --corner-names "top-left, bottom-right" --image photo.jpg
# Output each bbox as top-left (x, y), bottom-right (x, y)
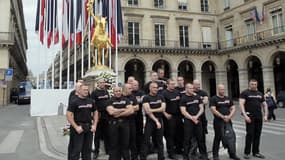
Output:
top-left (276, 90), bottom-right (285, 108)
top-left (17, 81), bottom-right (33, 104)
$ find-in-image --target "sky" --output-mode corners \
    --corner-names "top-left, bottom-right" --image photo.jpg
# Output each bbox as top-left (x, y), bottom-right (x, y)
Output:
top-left (23, 0), bottom-right (62, 75)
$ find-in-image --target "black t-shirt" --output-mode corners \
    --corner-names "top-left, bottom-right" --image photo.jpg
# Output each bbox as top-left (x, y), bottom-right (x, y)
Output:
top-left (210, 95), bottom-right (234, 120)
top-left (107, 96), bottom-right (130, 120)
top-left (67, 96), bottom-right (96, 123)
top-left (240, 89), bottom-right (265, 118)
top-left (91, 89), bottom-right (110, 112)
top-left (175, 86), bottom-right (186, 96)
top-left (68, 90), bottom-right (76, 106)
top-left (132, 90), bottom-right (145, 117)
top-left (161, 89), bottom-right (181, 115)
top-left (124, 95), bottom-right (138, 119)
top-left (180, 94), bottom-right (202, 115)
top-left (142, 94), bottom-right (165, 118)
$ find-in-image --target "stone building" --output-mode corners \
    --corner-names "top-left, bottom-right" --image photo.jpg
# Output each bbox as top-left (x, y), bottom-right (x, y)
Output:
top-left (0, 0), bottom-right (28, 105)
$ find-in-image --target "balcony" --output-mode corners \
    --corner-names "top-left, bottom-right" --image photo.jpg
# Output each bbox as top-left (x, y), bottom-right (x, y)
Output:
top-left (220, 26), bottom-right (285, 52)
top-left (119, 38), bottom-right (218, 50)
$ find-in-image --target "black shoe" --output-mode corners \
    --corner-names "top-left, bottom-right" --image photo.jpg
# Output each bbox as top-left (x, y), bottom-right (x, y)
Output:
top-left (230, 155), bottom-right (240, 160)
top-left (168, 154), bottom-right (176, 159)
top-left (93, 152), bottom-right (99, 159)
top-left (253, 153), bottom-right (265, 159)
top-left (243, 154), bottom-right (250, 159)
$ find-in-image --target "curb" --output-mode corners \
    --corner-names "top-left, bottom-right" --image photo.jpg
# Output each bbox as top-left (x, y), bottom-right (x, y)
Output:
top-left (36, 117), bottom-right (64, 160)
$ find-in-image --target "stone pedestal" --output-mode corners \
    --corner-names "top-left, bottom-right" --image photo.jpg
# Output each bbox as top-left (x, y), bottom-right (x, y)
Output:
top-left (83, 68), bottom-right (116, 92)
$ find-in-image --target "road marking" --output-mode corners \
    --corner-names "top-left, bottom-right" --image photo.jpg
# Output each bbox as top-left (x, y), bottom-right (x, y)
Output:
top-left (0, 130), bottom-right (24, 154)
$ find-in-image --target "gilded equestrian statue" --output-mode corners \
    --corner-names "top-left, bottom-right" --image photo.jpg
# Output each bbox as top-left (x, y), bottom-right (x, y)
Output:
top-left (87, 0), bottom-right (112, 68)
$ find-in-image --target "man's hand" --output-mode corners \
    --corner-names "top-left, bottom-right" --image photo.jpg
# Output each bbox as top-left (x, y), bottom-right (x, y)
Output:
top-left (75, 126), bottom-right (83, 134)
top-left (223, 115), bottom-right (231, 122)
top-left (264, 115), bottom-right (268, 122)
top-left (90, 125), bottom-right (96, 132)
top-left (192, 116), bottom-right (199, 124)
top-left (155, 121), bottom-right (162, 129)
top-left (244, 115), bottom-right (251, 123)
top-left (164, 112), bottom-right (172, 120)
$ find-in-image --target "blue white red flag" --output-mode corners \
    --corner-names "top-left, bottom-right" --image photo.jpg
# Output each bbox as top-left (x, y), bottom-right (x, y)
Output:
top-left (35, 0), bottom-right (46, 44)
top-left (250, 8), bottom-right (260, 23)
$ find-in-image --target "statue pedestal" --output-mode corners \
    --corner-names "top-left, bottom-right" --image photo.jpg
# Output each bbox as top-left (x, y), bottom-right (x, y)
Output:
top-left (83, 67), bottom-right (116, 92)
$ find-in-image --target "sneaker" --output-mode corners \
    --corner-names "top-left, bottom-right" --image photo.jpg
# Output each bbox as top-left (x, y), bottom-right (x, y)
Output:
top-left (243, 154), bottom-right (250, 159)
top-left (253, 153), bottom-right (265, 159)
top-left (230, 155), bottom-right (240, 160)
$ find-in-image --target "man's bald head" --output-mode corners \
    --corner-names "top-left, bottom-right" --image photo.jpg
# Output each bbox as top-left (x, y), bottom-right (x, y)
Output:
top-left (193, 79), bottom-right (201, 91)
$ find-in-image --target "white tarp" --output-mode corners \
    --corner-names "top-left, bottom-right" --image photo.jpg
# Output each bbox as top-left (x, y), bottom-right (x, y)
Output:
top-left (30, 89), bottom-right (73, 116)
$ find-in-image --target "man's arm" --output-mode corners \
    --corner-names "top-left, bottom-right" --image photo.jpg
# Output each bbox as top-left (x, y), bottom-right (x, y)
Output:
top-left (143, 103), bottom-right (161, 128)
top-left (106, 105), bottom-right (126, 117)
top-left (91, 111), bottom-right (99, 132)
top-left (210, 106), bottom-right (225, 119)
top-left (239, 98), bottom-right (251, 123)
top-left (193, 103), bottom-right (204, 122)
top-left (180, 106), bottom-right (192, 120)
top-left (262, 101), bottom-right (268, 121)
top-left (66, 111), bottom-right (83, 134)
top-left (116, 105), bottom-right (134, 117)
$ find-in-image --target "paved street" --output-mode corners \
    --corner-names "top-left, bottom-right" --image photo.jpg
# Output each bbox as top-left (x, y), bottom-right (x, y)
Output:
top-left (0, 104), bottom-right (56, 160)
top-left (0, 103), bottom-right (285, 160)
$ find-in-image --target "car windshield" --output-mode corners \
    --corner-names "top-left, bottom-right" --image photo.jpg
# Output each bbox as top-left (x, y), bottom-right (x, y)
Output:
top-left (18, 82), bottom-right (33, 93)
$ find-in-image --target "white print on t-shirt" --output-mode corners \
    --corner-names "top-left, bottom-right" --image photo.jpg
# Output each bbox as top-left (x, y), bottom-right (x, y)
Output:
top-left (248, 95), bottom-right (262, 99)
top-left (170, 96), bottom-right (180, 101)
top-left (149, 100), bottom-right (162, 104)
top-left (186, 99), bottom-right (199, 105)
top-left (113, 101), bottom-right (127, 105)
top-left (78, 104), bottom-right (93, 108)
top-left (217, 100), bottom-right (230, 104)
top-left (98, 95), bottom-right (109, 99)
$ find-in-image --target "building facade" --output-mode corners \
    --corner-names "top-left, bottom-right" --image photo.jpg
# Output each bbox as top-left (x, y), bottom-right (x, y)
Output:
top-left (0, 0), bottom-right (28, 105)
top-left (60, 0), bottom-right (285, 99)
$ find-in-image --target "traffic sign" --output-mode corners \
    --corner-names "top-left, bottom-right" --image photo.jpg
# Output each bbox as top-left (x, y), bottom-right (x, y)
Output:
top-left (5, 69), bottom-right (13, 81)
top-left (1, 79), bottom-right (7, 88)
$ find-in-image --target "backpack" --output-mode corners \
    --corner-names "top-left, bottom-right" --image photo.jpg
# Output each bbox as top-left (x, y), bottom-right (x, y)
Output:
top-left (266, 96), bottom-right (276, 108)
top-left (221, 122), bottom-right (236, 154)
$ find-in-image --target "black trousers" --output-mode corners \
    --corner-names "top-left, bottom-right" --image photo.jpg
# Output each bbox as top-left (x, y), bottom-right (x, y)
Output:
top-left (183, 119), bottom-right (207, 158)
top-left (129, 119), bottom-right (138, 160)
top-left (268, 107), bottom-right (276, 120)
top-left (108, 119), bottom-right (130, 160)
top-left (94, 113), bottom-right (109, 154)
top-left (244, 117), bottom-right (263, 155)
top-left (68, 126), bottom-right (93, 160)
top-left (212, 119), bottom-right (236, 157)
top-left (164, 114), bottom-right (183, 155)
top-left (141, 118), bottom-right (164, 160)
top-left (135, 113), bottom-right (143, 155)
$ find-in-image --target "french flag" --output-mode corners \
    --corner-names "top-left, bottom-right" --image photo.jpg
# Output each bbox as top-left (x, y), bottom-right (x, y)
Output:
top-left (69, 0), bottom-right (75, 48)
top-left (62, 0), bottom-right (69, 48)
top-left (35, 0), bottom-right (46, 44)
top-left (250, 8), bottom-right (260, 23)
top-left (76, 0), bottom-right (83, 45)
top-left (109, 0), bottom-right (123, 48)
top-left (47, 0), bottom-right (59, 48)
top-left (260, 6), bottom-right (265, 23)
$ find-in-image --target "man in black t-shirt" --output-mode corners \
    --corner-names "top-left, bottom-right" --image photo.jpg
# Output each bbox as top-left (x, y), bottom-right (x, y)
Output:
top-left (240, 79), bottom-right (268, 159)
top-left (210, 84), bottom-right (240, 160)
top-left (122, 83), bottom-right (139, 160)
top-left (162, 79), bottom-right (183, 159)
top-left (144, 71), bottom-right (166, 95)
top-left (90, 79), bottom-right (110, 158)
top-left (131, 80), bottom-right (145, 156)
top-left (106, 86), bottom-right (134, 160)
top-left (140, 82), bottom-right (166, 160)
top-left (180, 83), bottom-right (208, 160)
top-left (68, 80), bottom-right (84, 106)
top-left (175, 76), bottom-right (186, 96)
top-left (67, 82), bottom-right (98, 160)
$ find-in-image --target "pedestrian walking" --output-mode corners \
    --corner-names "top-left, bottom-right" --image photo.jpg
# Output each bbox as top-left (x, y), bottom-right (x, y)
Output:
top-left (265, 88), bottom-right (277, 120)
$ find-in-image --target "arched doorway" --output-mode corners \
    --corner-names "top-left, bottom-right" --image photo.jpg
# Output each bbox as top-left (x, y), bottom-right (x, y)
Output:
top-left (247, 56), bottom-right (264, 93)
top-left (124, 59), bottom-right (145, 88)
top-left (152, 60), bottom-right (171, 78)
top-left (178, 60), bottom-right (194, 83)
top-left (273, 52), bottom-right (285, 95)
top-left (202, 61), bottom-right (216, 97)
top-left (226, 60), bottom-right (240, 99)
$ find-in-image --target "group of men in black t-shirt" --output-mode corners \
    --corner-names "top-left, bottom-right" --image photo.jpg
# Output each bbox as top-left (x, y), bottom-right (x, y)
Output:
top-left (67, 72), bottom-right (268, 160)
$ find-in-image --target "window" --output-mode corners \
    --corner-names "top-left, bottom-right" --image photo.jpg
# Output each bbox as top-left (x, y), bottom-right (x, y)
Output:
top-left (224, 0), bottom-right (230, 10)
top-left (225, 25), bottom-right (233, 47)
top-left (201, 0), bottom-right (209, 12)
top-left (178, 0), bottom-right (188, 11)
top-left (128, 0), bottom-right (138, 6)
top-left (128, 22), bottom-right (140, 45)
top-left (154, 0), bottom-right (164, 8)
top-left (272, 11), bottom-right (284, 34)
top-left (201, 27), bottom-right (212, 48)
top-left (246, 20), bottom-right (256, 40)
top-left (179, 26), bottom-right (189, 47)
top-left (154, 24), bottom-right (165, 46)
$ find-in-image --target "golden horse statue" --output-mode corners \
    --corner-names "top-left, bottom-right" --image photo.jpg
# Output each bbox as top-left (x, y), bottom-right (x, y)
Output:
top-left (87, 0), bottom-right (112, 69)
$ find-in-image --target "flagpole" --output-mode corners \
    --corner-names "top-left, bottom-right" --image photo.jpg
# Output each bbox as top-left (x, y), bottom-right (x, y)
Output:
top-left (44, 0), bottom-right (49, 89)
top-left (37, 0), bottom-right (42, 89)
top-left (67, 0), bottom-right (71, 89)
top-left (51, 0), bottom-right (55, 89)
top-left (81, 0), bottom-right (84, 78)
top-left (74, 0), bottom-right (77, 85)
top-left (59, 0), bottom-right (63, 89)
top-left (109, 0), bottom-right (112, 69)
top-left (88, 8), bottom-right (91, 69)
top-left (115, 0), bottom-right (118, 86)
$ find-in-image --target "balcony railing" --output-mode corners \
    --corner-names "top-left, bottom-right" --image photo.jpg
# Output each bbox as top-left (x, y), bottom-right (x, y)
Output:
top-left (0, 32), bottom-right (14, 45)
top-left (220, 25), bottom-right (285, 49)
top-left (119, 38), bottom-right (218, 50)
